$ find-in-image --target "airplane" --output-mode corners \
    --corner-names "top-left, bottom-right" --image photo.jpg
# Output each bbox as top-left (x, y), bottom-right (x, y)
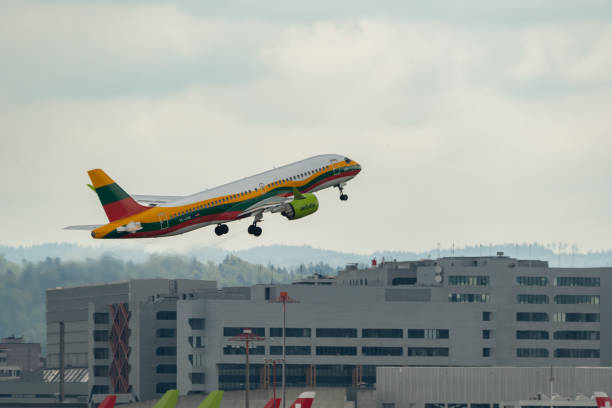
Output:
top-left (595, 392), bottom-right (612, 408)
top-left (264, 391), bottom-right (315, 408)
top-left (97, 395), bottom-right (117, 408)
top-left (198, 390), bottom-right (224, 408)
top-left (65, 154), bottom-right (361, 239)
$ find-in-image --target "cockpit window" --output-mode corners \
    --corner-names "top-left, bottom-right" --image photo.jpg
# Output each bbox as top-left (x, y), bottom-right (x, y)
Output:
top-left (344, 157), bottom-right (351, 163)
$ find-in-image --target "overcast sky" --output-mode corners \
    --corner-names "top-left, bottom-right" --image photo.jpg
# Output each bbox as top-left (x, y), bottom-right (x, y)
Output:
top-left (1, 1), bottom-right (611, 254)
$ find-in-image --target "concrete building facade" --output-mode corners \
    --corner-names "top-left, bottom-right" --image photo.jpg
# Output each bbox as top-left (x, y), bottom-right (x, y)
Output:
top-left (45, 255), bottom-right (612, 402)
top-left (0, 335), bottom-right (42, 374)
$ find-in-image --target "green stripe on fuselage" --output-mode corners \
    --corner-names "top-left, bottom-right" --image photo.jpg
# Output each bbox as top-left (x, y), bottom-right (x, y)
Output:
top-left (95, 183), bottom-right (131, 206)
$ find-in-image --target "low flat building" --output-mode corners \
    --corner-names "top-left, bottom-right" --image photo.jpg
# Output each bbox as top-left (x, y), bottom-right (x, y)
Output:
top-left (0, 336), bottom-right (42, 374)
top-left (45, 255), bottom-right (612, 402)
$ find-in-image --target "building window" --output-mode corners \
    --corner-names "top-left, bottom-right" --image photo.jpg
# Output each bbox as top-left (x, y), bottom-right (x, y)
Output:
top-left (552, 312), bottom-right (599, 322)
top-left (316, 328), bottom-right (357, 338)
top-left (92, 385), bottom-right (110, 394)
top-left (448, 293), bottom-right (489, 303)
top-left (156, 311), bottom-right (177, 320)
top-left (448, 276), bottom-right (489, 286)
top-left (190, 373), bottom-right (205, 384)
top-left (270, 328), bottom-right (311, 337)
top-left (288, 346), bottom-right (311, 355)
top-left (362, 329), bottom-right (403, 338)
top-left (482, 330), bottom-right (491, 339)
top-left (407, 329), bottom-right (449, 339)
top-left (517, 294), bottom-right (549, 304)
top-left (93, 348), bottom-right (109, 359)
top-left (93, 330), bottom-right (109, 341)
top-left (516, 312), bottom-right (549, 322)
top-left (391, 277), bottom-right (417, 285)
top-left (516, 276), bottom-right (548, 286)
top-left (516, 348), bottom-right (549, 358)
top-left (482, 312), bottom-right (492, 321)
top-left (223, 327), bottom-right (265, 337)
top-left (554, 349), bottom-right (600, 358)
top-left (554, 295), bottom-right (600, 304)
top-left (94, 313), bottom-right (109, 324)
top-left (425, 404), bottom-right (444, 408)
top-left (156, 383), bottom-right (177, 394)
top-left (316, 346), bottom-right (357, 356)
top-left (93, 365), bottom-right (108, 377)
top-left (555, 277), bottom-right (600, 287)
top-left (156, 328), bottom-right (176, 338)
top-left (407, 347), bottom-right (449, 357)
top-left (482, 348), bottom-right (491, 357)
top-left (553, 331), bottom-right (600, 340)
top-left (223, 346), bottom-right (265, 355)
top-left (516, 330), bottom-right (549, 340)
top-left (156, 347), bottom-right (176, 356)
top-left (362, 347), bottom-right (403, 356)
top-left (189, 318), bottom-right (205, 330)
top-left (156, 364), bottom-right (176, 374)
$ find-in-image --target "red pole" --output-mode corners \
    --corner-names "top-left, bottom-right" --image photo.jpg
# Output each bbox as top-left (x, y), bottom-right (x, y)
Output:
top-left (273, 361), bottom-right (277, 405)
top-left (245, 338), bottom-right (250, 408)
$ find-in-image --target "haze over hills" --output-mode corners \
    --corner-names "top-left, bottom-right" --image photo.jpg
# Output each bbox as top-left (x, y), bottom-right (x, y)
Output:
top-left (2, 242), bottom-right (612, 268)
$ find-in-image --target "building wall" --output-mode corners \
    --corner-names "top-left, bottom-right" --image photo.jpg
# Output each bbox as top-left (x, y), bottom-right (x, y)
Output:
top-left (376, 366), bottom-right (612, 408)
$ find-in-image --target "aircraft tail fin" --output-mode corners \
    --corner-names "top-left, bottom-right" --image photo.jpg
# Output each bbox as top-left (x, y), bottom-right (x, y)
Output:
top-left (263, 398), bottom-right (281, 408)
top-left (289, 391), bottom-right (315, 408)
top-left (97, 395), bottom-right (117, 408)
top-left (152, 390), bottom-right (179, 408)
top-left (594, 392), bottom-right (611, 408)
top-left (197, 390), bottom-right (224, 408)
top-left (88, 169), bottom-right (149, 222)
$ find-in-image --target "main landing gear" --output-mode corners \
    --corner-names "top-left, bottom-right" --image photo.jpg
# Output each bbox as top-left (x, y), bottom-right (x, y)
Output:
top-left (214, 224), bottom-right (229, 236)
top-left (336, 184), bottom-right (348, 201)
top-left (248, 213), bottom-right (263, 237)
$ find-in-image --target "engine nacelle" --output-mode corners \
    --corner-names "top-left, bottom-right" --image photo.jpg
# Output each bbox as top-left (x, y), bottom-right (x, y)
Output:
top-left (281, 193), bottom-right (319, 220)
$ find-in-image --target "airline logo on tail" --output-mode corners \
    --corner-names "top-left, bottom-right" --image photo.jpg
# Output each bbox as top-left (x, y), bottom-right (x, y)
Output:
top-left (595, 393), bottom-right (612, 408)
top-left (97, 395), bottom-right (117, 408)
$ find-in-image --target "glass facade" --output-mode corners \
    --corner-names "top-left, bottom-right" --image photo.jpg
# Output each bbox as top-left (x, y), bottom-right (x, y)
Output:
top-left (316, 328), bottom-right (357, 338)
top-left (223, 346), bottom-right (264, 355)
top-left (223, 327), bottom-right (265, 336)
top-left (555, 277), bottom-right (600, 287)
top-left (407, 347), bottom-right (449, 357)
top-left (553, 331), bottom-right (600, 340)
top-left (448, 293), bottom-right (490, 303)
top-left (448, 276), bottom-right (489, 286)
top-left (554, 349), bottom-right (600, 358)
top-left (552, 312), bottom-right (599, 322)
top-left (316, 346), bottom-right (357, 356)
top-left (270, 328), bottom-right (311, 337)
top-left (517, 294), bottom-right (549, 304)
top-left (554, 295), bottom-right (600, 304)
top-left (362, 328), bottom-right (403, 338)
top-left (516, 276), bottom-right (548, 286)
top-left (156, 311), bottom-right (176, 320)
top-left (408, 329), bottom-right (449, 339)
top-left (516, 330), bottom-right (549, 340)
top-left (516, 348), bottom-right (549, 358)
top-left (362, 347), bottom-right (403, 356)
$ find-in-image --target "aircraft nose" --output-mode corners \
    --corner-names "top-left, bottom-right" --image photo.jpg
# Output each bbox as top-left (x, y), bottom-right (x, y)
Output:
top-left (355, 162), bottom-right (362, 172)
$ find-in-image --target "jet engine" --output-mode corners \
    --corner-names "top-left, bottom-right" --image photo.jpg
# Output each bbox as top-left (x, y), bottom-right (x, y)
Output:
top-left (281, 193), bottom-right (319, 220)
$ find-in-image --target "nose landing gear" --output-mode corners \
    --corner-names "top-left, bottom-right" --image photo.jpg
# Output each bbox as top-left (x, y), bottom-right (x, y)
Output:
top-left (336, 184), bottom-right (349, 201)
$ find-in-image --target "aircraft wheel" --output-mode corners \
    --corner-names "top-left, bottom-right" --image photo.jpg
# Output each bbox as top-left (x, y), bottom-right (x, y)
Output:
top-left (248, 225), bottom-right (255, 235)
top-left (253, 226), bottom-right (262, 237)
top-left (221, 224), bottom-right (229, 234)
top-left (215, 225), bottom-right (224, 236)
top-left (340, 194), bottom-right (348, 201)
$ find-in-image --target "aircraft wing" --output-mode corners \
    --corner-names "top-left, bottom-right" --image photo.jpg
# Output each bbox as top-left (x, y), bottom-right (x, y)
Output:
top-left (132, 195), bottom-right (185, 206)
top-left (63, 225), bottom-right (104, 230)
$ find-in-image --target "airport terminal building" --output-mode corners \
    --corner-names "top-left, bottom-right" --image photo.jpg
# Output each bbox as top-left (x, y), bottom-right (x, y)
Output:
top-left (45, 254), bottom-right (612, 402)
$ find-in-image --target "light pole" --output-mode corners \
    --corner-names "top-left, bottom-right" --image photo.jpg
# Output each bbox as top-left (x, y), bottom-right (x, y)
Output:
top-left (265, 358), bottom-right (284, 408)
top-left (229, 328), bottom-right (265, 408)
top-left (270, 291), bottom-right (299, 408)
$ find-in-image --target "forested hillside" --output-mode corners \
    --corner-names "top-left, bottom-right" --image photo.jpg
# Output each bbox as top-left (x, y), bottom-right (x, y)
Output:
top-left (0, 254), bottom-right (332, 349)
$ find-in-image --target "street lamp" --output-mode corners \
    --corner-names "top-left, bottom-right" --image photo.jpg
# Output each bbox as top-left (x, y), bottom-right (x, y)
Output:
top-left (270, 291), bottom-right (299, 408)
top-left (229, 328), bottom-right (265, 408)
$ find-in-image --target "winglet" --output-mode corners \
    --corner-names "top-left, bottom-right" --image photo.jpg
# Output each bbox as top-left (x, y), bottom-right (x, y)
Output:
top-left (197, 390), bottom-right (224, 408)
top-left (291, 187), bottom-right (306, 200)
top-left (153, 390), bottom-right (179, 408)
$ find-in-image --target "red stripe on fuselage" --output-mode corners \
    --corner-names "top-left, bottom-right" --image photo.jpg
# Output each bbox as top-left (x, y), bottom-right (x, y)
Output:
top-left (103, 197), bottom-right (149, 222)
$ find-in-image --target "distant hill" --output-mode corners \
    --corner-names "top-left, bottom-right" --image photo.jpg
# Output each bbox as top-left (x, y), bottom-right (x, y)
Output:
top-left (2, 242), bottom-right (612, 268)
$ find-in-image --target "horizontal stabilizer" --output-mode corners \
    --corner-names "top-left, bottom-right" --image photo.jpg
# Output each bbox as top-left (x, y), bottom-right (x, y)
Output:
top-left (132, 195), bottom-right (185, 205)
top-left (63, 225), bottom-right (103, 231)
